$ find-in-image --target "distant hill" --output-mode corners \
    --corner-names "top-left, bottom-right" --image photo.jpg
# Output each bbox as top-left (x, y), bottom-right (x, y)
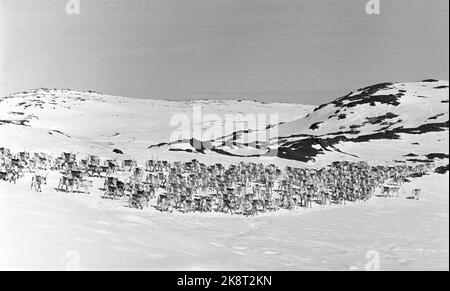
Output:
top-left (155, 80), bottom-right (449, 166)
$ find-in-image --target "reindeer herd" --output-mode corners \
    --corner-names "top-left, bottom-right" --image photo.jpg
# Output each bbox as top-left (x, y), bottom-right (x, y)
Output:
top-left (0, 147), bottom-right (430, 216)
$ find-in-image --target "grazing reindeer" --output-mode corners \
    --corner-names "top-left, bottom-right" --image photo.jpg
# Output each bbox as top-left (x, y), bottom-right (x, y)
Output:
top-left (145, 160), bottom-right (156, 172)
top-left (31, 174), bottom-right (47, 192)
top-left (381, 186), bottom-right (391, 197)
top-left (77, 179), bottom-right (93, 194)
top-left (5, 168), bottom-right (21, 184)
top-left (129, 190), bottom-right (150, 210)
top-left (58, 176), bottom-right (77, 192)
top-left (305, 189), bottom-right (314, 208)
top-left (103, 177), bottom-right (125, 199)
top-left (322, 190), bottom-right (332, 205)
top-left (104, 185), bottom-right (119, 199)
top-left (157, 193), bottom-right (176, 213)
top-left (242, 198), bottom-right (254, 216)
top-left (122, 159), bottom-right (137, 172)
top-left (106, 160), bottom-right (119, 175)
top-left (198, 196), bottom-right (212, 212)
top-left (0, 149), bottom-right (434, 216)
top-left (0, 171), bottom-right (8, 181)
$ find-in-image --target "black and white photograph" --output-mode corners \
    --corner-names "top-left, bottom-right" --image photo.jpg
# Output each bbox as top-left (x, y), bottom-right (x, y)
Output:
top-left (0, 0), bottom-right (448, 273)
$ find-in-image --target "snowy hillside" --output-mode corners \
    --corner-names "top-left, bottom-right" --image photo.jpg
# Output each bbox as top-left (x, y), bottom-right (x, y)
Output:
top-left (1, 81), bottom-right (447, 167)
top-left (0, 82), bottom-right (448, 271)
top-left (0, 88), bottom-right (314, 164)
top-left (276, 80), bottom-right (449, 164)
top-left (1, 170), bottom-right (448, 270)
top-left (158, 80), bottom-right (449, 166)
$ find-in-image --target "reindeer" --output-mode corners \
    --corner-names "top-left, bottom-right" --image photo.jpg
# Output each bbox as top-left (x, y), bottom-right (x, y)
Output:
top-left (58, 176), bottom-right (77, 192)
top-left (0, 170), bottom-right (12, 182)
top-left (198, 196), bottom-right (212, 212)
top-left (77, 179), bottom-right (93, 194)
top-left (411, 189), bottom-right (421, 200)
top-left (242, 197), bottom-right (255, 216)
top-left (103, 177), bottom-right (120, 198)
top-left (145, 160), bottom-right (155, 172)
top-left (122, 159), bottom-right (137, 172)
top-left (129, 189), bottom-right (150, 210)
top-left (104, 185), bottom-right (119, 199)
top-left (157, 193), bottom-right (176, 213)
top-left (106, 160), bottom-right (119, 175)
top-left (31, 174), bottom-right (47, 192)
top-left (1, 148), bottom-right (429, 216)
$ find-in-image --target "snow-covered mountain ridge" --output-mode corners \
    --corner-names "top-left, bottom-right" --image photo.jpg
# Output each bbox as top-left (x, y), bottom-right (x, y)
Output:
top-left (0, 80), bottom-right (448, 167)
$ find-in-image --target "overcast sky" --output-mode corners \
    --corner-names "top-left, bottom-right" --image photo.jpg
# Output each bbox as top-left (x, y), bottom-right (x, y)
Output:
top-left (0, 0), bottom-right (448, 104)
